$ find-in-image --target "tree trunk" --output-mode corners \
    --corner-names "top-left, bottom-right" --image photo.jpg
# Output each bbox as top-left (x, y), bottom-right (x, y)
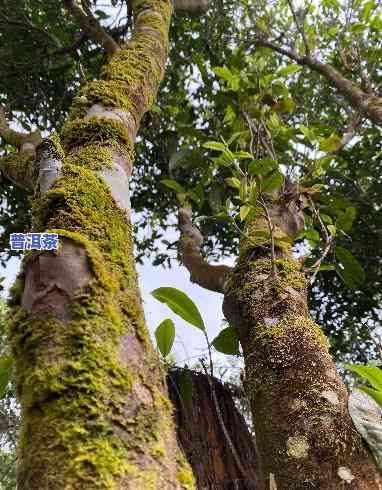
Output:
top-left (7, 1), bottom-right (195, 488)
top-left (167, 368), bottom-right (263, 489)
top-left (223, 206), bottom-right (382, 489)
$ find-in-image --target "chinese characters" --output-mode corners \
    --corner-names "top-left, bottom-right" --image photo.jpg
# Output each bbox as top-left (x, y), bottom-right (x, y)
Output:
top-left (9, 233), bottom-right (59, 251)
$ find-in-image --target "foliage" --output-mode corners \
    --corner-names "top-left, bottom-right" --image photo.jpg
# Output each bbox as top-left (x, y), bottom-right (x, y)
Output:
top-left (345, 363), bottom-right (382, 409)
top-left (0, 0), bottom-right (381, 374)
top-left (152, 287), bottom-right (205, 331)
top-left (152, 287), bottom-right (240, 358)
top-left (155, 318), bottom-right (175, 358)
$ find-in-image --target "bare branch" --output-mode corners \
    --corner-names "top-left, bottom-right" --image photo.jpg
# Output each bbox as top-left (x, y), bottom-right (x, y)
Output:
top-left (64, 0), bottom-right (119, 55)
top-left (178, 207), bottom-right (232, 294)
top-left (258, 196), bottom-right (278, 276)
top-left (334, 113), bottom-right (362, 153)
top-left (286, 0), bottom-right (310, 55)
top-left (0, 106), bottom-right (42, 188)
top-left (0, 106), bottom-right (26, 148)
top-left (0, 106), bottom-right (41, 154)
top-left (255, 36), bottom-right (306, 64)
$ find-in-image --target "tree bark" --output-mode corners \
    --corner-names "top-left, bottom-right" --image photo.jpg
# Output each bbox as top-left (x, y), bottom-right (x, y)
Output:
top-left (167, 368), bottom-right (263, 490)
top-left (222, 204), bottom-right (382, 489)
top-left (7, 1), bottom-right (195, 488)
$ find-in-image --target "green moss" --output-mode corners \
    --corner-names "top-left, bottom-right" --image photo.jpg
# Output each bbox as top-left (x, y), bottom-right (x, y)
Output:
top-left (61, 117), bottom-right (133, 154)
top-left (8, 138), bottom-right (175, 487)
top-left (65, 143), bottom-right (113, 171)
top-left (68, 1), bottom-right (171, 122)
top-left (176, 467), bottom-right (196, 490)
top-left (254, 314), bottom-right (329, 350)
top-left (49, 132), bottom-right (65, 160)
top-left (7, 0), bottom-right (195, 486)
top-left (152, 443), bottom-right (165, 458)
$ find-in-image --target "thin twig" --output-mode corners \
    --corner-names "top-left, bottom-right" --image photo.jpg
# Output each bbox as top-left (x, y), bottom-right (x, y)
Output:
top-left (307, 195), bottom-right (334, 284)
top-left (258, 196), bottom-right (278, 276)
top-left (200, 359), bottom-right (247, 479)
top-left (286, 0), bottom-right (310, 55)
top-left (309, 236), bottom-right (334, 284)
top-left (244, 112), bottom-right (255, 155)
top-left (64, 0), bottom-right (119, 54)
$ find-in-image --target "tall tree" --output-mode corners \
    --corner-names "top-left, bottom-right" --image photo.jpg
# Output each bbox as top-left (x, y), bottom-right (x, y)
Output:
top-left (1, 1), bottom-right (195, 488)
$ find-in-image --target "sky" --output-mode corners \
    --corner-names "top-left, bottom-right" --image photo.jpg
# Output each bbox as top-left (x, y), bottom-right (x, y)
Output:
top-left (1, 233), bottom-right (234, 370)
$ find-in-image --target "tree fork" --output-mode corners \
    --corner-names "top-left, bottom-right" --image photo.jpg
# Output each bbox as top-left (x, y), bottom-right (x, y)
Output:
top-left (7, 1), bottom-right (195, 488)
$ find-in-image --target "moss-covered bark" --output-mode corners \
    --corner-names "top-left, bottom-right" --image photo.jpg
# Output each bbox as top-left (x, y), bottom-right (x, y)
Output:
top-left (7, 1), bottom-right (195, 488)
top-left (223, 207), bottom-right (382, 489)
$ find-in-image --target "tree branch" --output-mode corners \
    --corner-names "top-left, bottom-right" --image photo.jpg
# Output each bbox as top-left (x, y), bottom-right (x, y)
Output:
top-left (286, 0), bottom-right (310, 55)
top-left (334, 112), bottom-right (362, 153)
top-left (0, 106), bottom-right (41, 188)
top-left (64, 0), bottom-right (120, 55)
top-left (178, 207), bottom-right (232, 294)
top-left (255, 36), bottom-right (382, 126)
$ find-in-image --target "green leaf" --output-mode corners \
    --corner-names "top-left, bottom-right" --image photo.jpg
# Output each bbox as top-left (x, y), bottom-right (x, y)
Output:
top-left (212, 66), bottom-right (234, 81)
top-left (155, 319), bottom-right (175, 358)
top-left (319, 133), bottom-right (341, 152)
top-left (335, 247), bottom-right (365, 288)
top-left (359, 386), bottom-right (382, 409)
top-left (203, 141), bottom-right (227, 152)
top-left (179, 369), bottom-right (193, 406)
top-left (337, 207), bottom-right (356, 233)
top-left (150, 105), bottom-right (161, 114)
top-left (277, 98), bottom-right (296, 113)
top-left (228, 76), bottom-right (240, 92)
top-left (344, 363), bottom-right (382, 392)
top-left (234, 151), bottom-right (253, 159)
top-left (239, 180), bottom-right (248, 202)
top-left (212, 327), bottom-right (240, 355)
top-left (299, 124), bottom-right (315, 142)
top-left (151, 287), bottom-right (205, 331)
top-left (249, 158), bottom-right (277, 176)
top-left (169, 149), bottom-right (203, 174)
top-left (318, 264), bottom-right (336, 271)
top-left (161, 179), bottom-right (185, 193)
top-left (227, 131), bottom-right (246, 145)
top-left (223, 105), bottom-right (236, 124)
top-left (296, 229), bottom-right (320, 243)
top-left (278, 64), bottom-right (301, 77)
top-left (94, 9), bottom-right (109, 19)
top-left (327, 225), bottom-right (336, 236)
top-left (240, 205), bottom-right (251, 221)
top-left (261, 170), bottom-right (284, 193)
top-left (320, 214), bottom-right (333, 224)
top-left (313, 156), bottom-right (334, 177)
top-left (0, 354), bottom-right (12, 399)
top-left (225, 177), bottom-right (241, 189)
top-left (362, 0), bottom-right (375, 20)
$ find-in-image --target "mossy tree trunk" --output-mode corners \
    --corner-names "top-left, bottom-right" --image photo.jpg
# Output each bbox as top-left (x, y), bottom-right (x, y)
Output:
top-left (6, 1), bottom-right (195, 488)
top-left (222, 203), bottom-right (382, 489)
